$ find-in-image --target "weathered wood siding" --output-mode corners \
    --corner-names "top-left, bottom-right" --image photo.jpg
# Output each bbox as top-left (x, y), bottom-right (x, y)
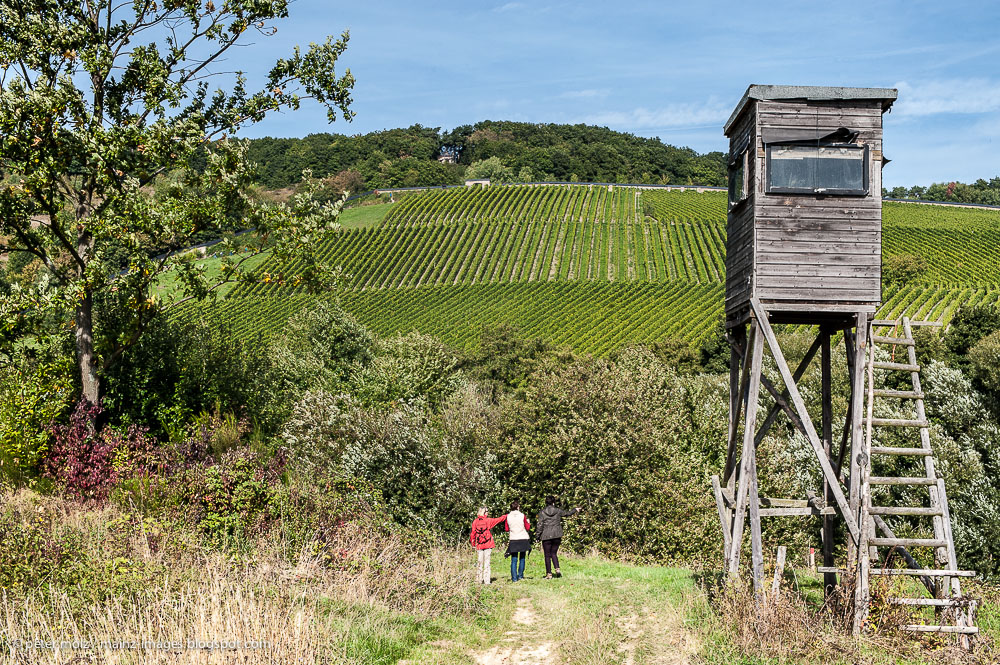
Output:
top-left (725, 106), bottom-right (756, 314)
top-left (726, 98), bottom-right (884, 315)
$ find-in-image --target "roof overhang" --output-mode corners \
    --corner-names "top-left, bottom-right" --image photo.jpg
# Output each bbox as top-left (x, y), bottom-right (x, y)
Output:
top-left (724, 84), bottom-right (898, 136)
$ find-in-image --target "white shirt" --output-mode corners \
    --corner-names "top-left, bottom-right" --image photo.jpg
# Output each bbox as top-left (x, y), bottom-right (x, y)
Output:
top-left (507, 510), bottom-right (529, 540)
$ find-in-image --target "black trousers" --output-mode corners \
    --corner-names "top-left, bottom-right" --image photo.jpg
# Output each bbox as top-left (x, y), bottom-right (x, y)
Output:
top-left (542, 537), bottom-right (561, 574)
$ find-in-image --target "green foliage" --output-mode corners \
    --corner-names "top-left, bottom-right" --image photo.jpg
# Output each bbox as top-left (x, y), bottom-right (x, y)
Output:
top-left (0, 0), bottom-right (355, 402)
top-left (970, 331), bottom-right (1000, 411)
top-left (271, 301), bottom-right (375, 394)
top-left (0, 353), bottom-right (74, 482)
top-left (887, 176), bottom-right (1000, 206)
top-left (493, 347), bottom-right (722, 563)
top-left (282, 392), bottom-right (494, 535)
top-left (944, 304), bottom-right (1000, 369)
top-left (104, 315), bottom-right (285, 436)
top-left (351, 332), bottom-right (464, 411)
top-left (246, 122), bottom-right (728, 189)
top-left (465, 157), bottom-right (514, 183)
top-left (883, 253), bottom-right (928, 286)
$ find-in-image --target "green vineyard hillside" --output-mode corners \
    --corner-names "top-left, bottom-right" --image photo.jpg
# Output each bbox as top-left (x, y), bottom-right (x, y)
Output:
top-left (184, 185), bottom-right (1000, 353)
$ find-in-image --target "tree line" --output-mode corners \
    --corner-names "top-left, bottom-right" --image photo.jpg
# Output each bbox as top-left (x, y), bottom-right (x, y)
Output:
top-left (245, 121), bottom-right (727, 191)
top-left (884, 177), bottom-right (1000, 206)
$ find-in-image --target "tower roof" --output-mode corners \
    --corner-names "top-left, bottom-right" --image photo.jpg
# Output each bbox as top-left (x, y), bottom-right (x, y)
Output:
top-left (724, 84), bottom-right (898, 135)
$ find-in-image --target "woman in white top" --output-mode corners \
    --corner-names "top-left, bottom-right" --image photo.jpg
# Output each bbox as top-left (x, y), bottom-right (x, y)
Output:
top-left (504, 500), bottom-right (532, 582)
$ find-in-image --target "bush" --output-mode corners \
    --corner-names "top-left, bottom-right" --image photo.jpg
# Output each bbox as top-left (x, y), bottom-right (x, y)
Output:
top-left (44, 401), bottom-right (159, 502)
top-left (0, 354), bottom-right (73, 483)
top-left (492, 347), bottom-right (722, 562)
top-left (969, 330), bottom-right (1000, 409)
top-left (104, 316), bottom-right (286, 437)
top-left (883, 253), bottom-right (928, 286)
top-left (351, 332), bottom-right (464, 411)
top-left (272, 301), bottom-right (375, 395)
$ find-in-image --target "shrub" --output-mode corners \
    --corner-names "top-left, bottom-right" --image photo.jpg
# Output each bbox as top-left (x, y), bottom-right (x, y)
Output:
top-left (0, 355), bottom-right (73, 483)
top-left (969, 330), bottom-right (1000, 408)
top-left (351, 332), bottom-right (464, 410)
top-left (493, 347), bottom-right (721, 563)
top-left (272, 301), bottom-right (375, 395)
top-left (43, 401), bottom-right (159, 502)
top-left (883, 252), bottom-right (928, 286)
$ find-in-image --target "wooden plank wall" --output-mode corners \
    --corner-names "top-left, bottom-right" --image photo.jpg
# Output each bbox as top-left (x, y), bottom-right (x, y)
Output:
top-left (752, 100), bottom-right (883, 307)
top-left (725, 106), bottom-right (756, 315)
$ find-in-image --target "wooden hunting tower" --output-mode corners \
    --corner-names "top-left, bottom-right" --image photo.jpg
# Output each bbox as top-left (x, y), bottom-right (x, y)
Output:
top-left (724, 85), bottom-right (894, 322)
top-left (712, 85), bottom-right (979, 642)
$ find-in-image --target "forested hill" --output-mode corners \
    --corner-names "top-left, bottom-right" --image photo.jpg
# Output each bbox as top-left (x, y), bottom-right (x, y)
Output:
top-left (245, 121), bottom-right (727, 190)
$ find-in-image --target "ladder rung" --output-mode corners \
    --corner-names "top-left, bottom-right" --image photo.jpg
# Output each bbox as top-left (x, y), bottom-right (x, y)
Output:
top-left (889, 598), bottom-right (968, 607)
top-left (871, 446), bottom-right (932, 456)
top-left (865, 418), bottom-right (929, 428)
top-left (872, 569), bottom-right (976, 577)
top-left (872, 335), bottom-right (914, 346)
top-left (870, 537), bottom-right (948, 548)
top-left (901, 625), bottom-right (979, 634)
top-left (816, 567), bottom-right (976, 577)
top-left (873, 361), bottom-right (920, 372)
top-left (869, 476), bottom-right (936, 485)
top-left (869, 506), bottom-right (942, 516)
top-left (871, 389), bottom-right (924, 399)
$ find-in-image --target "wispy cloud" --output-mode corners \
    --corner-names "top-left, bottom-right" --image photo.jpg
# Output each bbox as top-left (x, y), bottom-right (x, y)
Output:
top-left (494, 2), bottom-right (526, 12)
top-left (579, 101), bottom-right (731, 130)
top-left (893, 79), bottom-right (1000, 116)
top-left (558, 88), bottom-right (609, 100)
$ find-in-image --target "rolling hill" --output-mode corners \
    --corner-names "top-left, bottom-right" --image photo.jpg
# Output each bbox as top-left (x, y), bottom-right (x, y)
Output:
top-left (182, 185), bottom-right (1000, 354)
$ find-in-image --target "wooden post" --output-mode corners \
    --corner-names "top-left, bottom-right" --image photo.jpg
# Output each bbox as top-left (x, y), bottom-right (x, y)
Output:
top-left (771, 546), bottom-right (787, 596)
top-left (853, 313), bottom-right (875, 635)
top-left (712, 475), bottom-right (732, 562)
top-left (727, 322), bottom-right (764, 579)
top-left (847, 313), bottom-right (869, 573)
top-left (821, 331), bottom-right (837, 595)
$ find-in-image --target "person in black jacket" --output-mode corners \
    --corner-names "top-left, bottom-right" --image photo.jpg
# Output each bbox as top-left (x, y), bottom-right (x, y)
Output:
top-left (536, 496), bottom-right (581, 579)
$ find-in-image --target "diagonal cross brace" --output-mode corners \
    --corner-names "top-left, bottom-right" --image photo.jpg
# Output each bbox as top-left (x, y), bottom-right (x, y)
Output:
top-left (751, 298), bottom-right (861, 543)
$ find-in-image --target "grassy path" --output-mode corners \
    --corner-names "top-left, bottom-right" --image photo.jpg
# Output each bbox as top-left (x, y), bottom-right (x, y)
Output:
top-left (404, 553), bottom-right (707, 665)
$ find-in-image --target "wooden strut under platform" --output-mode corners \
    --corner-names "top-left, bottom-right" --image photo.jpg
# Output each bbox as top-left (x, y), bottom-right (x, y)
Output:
top-left (711, 302), bottom-right (978, 642)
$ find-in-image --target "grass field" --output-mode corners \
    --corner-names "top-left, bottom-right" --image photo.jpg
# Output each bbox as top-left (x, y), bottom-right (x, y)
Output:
top-left (177, 185), bottom-right (1000, 352)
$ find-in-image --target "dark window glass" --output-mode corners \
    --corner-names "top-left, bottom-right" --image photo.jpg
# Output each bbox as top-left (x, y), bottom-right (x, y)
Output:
top-left (728, 157), bottom-right (744, 205)
top-left (767, 144), bottom-right (867, 194)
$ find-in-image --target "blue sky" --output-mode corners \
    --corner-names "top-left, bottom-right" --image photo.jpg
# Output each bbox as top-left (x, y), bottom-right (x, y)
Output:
top-left (234, 0), bottom-right (1000, 188)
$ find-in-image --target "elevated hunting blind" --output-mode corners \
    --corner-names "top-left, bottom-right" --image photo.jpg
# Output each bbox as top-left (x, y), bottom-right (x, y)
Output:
top-left (713, 85), bottom-right (979, 643)
top-left (723, 85), bottom-right (895, 321)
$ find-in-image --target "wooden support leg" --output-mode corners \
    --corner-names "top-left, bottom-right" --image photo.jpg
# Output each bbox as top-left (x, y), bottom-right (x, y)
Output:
top-left (853, 311), bottom-right (873, 635)
top-left (727, 322), bottom-right (764, 580)
top-left (750, 298), bottom-right (860, 542)
top-left (821, 331), bottom-right (837, 596)
top-left (712, 475), bottom-right (732, 563)
top-left (847, 314), bottom-right (869, 575)
top-left (724, 325), bottom-right (750, 487)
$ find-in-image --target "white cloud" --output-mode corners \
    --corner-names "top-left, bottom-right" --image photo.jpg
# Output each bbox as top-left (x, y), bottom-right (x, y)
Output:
top-left (558, 89), bottom-right (610, 100)
top-left (494, 2), bottom-right (526, 12)
top-left (893, 79), bottom-right (1000, 116)
top-left (579, 101), bottom-right (731, 130)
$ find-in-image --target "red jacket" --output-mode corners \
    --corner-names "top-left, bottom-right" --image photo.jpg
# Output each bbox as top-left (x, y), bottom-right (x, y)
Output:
top-left (470, 515), bottom-right (507, 550)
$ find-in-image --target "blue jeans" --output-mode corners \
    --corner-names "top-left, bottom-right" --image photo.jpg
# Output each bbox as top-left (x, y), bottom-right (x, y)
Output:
top-left (510, 552), bottom-right (525, 581)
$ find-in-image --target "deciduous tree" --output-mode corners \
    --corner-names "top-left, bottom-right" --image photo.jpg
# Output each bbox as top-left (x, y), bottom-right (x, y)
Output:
top-left (0, 0), bottom-right (355, 402)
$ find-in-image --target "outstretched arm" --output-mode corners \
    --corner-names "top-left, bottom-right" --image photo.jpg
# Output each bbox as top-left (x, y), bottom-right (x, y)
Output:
top-left (562, 507), bottom-right (581, 518)
top-left (488, 515), bottom-right (507, 529)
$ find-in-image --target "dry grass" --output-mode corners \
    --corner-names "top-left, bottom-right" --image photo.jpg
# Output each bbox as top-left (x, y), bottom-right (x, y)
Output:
top-left (711, 580), bottom-right (997, 665)
top-left (0, 489), bottom-right (478, 664)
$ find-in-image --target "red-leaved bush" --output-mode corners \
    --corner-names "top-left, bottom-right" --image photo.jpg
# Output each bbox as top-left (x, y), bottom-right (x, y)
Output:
top-left (44, 400), bottom-right (158, 502)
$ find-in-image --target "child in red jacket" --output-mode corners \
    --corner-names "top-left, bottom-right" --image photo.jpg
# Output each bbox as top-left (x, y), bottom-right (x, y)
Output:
top-left (470, 507), bottom-right (507, 584)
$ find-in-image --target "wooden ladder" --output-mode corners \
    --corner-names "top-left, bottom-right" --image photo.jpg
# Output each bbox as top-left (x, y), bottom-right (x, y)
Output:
top-left (856, 317), bottom-right (978, 637)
